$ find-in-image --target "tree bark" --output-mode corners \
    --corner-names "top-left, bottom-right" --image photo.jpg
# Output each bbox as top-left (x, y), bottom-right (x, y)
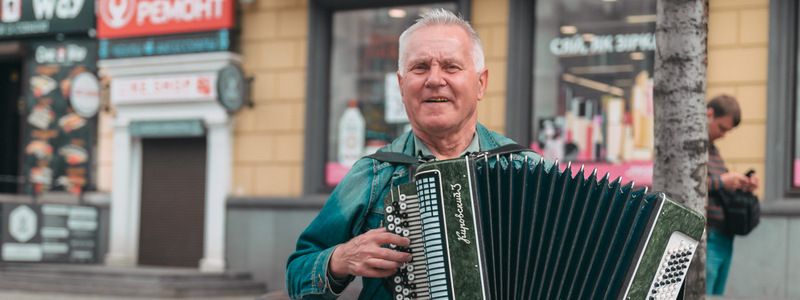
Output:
top-left (653, 0), bottom-right (709, 299)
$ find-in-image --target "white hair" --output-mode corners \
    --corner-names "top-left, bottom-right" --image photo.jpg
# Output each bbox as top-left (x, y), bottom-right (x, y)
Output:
top-left (397, 8), bottom-right (485, 74)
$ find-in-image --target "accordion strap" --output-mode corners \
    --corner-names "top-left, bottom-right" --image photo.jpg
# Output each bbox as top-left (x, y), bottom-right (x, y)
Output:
top-left (365, 152), bottom-right (422, 165)
top-left (365, 143), bottom-right (529, 178)
top-left (475, 143), bottom-right (529, 157)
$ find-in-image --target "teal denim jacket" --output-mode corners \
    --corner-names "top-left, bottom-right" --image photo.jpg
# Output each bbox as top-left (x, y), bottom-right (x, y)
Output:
top-left (286, 124), bottom-right (541, 299)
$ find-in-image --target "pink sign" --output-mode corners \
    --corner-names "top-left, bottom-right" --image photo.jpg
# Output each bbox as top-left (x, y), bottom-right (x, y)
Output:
top-left (326, 163), bottom-right (350, 187)
top-left (795, 159), bottom-right (800, 187)
top-left (111, 73), bottom-right (217, 105)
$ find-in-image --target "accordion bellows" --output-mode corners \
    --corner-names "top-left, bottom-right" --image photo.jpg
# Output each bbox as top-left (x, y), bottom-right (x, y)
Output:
top-left (383, 153), bottom-right (705, 300)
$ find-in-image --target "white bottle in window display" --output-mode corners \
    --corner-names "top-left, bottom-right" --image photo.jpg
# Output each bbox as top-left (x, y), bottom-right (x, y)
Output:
top-left (338, 99), bottom-right (365, 167)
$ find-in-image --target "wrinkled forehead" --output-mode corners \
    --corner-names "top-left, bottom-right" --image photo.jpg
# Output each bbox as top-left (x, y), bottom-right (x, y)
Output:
top-left (403, 26), bottom-right (472, 62)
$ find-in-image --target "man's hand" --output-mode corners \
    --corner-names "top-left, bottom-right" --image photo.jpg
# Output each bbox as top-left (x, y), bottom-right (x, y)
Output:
top-left (329, 228), bottom-right (412, 279)
top-left (720, 172), bottom-right (758, 192)
top-left (744, 173), bottom-right (759, 193)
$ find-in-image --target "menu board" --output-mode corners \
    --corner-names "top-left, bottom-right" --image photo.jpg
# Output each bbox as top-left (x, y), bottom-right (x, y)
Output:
top-left (1, 203), bottom-right (99, 263)
top-left (21, 39), bottom-right (98, 196)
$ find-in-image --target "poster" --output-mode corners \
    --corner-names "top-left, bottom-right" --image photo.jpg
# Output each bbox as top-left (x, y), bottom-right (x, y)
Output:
top-left (21, 39), bottom-right (98, 196)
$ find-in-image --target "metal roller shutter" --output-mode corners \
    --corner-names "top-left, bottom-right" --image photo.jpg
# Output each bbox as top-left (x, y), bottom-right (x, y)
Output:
top-left (139, 137), bottom-right (206, 267)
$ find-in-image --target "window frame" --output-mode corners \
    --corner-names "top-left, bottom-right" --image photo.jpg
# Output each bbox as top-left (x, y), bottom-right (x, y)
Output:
top-left (303, 0), bottom-right (471, 194)
top-left (504, 0), bottom-right (534, 145)
top-left (765, 0), bottom-right (800, 215)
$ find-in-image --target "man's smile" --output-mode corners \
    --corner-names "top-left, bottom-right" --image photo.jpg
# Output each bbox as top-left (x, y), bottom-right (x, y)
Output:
top-left (424, 97), bottom-right (450, 103)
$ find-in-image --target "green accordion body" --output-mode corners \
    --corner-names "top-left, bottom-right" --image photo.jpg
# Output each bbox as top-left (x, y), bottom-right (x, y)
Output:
top-left (383, 153), bottom-right (705, 300)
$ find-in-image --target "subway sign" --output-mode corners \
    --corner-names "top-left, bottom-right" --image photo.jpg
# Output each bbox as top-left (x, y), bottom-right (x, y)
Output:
top-left (97, 0), bottom-right (234, 39)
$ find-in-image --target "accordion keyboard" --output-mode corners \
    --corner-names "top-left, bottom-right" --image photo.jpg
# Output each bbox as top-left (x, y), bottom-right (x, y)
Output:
top-left (385, 187), bottom-right (431, 300)
top-left (646, 232), bottom-right (698, 299)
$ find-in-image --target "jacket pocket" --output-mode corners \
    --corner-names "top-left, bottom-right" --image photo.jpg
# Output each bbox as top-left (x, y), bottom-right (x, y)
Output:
top-left (364, 206), bottom-right (386, 232)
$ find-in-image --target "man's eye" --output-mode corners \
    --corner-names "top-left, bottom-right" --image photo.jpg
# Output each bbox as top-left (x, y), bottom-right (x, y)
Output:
top-left (411, 65), bottom-right (428, 73)
top-left (445, 65), bottom-right (461, 72)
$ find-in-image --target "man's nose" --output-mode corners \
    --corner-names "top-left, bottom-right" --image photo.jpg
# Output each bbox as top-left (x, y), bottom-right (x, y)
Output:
top-left (424, 67), bottom-right (446, 88)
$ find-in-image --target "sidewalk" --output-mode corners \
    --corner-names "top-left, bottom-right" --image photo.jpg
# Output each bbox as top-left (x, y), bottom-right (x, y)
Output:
top-left (0, 291), bottom-right (262, 300)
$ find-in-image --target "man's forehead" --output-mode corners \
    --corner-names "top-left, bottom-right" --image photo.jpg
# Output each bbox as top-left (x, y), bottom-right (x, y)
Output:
top-left (716, 115), bottom-right (735, 129)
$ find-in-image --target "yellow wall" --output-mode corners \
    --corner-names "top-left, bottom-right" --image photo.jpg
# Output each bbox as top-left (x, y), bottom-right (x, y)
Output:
top-left (473, 0), bottom-right (510, 134)
top-left (707, 0), bottom-right (768, 197)
top-left (234, 0), bottom-right (308, 196)
top-left (234, 0), bottom-right (510, 197)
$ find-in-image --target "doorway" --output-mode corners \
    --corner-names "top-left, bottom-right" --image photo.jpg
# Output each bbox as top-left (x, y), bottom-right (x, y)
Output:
top-left (0, 61), bottom-right (21, 194)
top-left (138, 137), bottom-right (206, 267)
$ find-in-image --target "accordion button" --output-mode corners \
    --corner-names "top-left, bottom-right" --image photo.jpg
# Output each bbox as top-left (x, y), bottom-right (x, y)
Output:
top-left (388, 224), bottom-right (396, 231)
top-left (403, 288), bottom-right (410, 295)
top-left (395, 294), bottom-right (403, 300)
top-left (394, 276), bottom-right (402, 284)
top-left (395, 286), bottom-right (403, 293)
top-left (386, 206), bottom-right (394, 213)
top-left (387, 215), bottom-right (395, 222)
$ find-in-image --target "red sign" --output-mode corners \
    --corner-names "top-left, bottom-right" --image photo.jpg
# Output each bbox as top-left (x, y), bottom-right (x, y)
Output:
top-left (96, 0), bottom-right (234, 39)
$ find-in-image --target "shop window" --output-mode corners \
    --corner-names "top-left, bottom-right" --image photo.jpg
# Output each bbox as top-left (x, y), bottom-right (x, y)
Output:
top-left (530, 0), bottom-right (656, 185)
top-left (321, 3), bottom-right (457, 188)
top-left (766, 0), bottom-right (800, 203)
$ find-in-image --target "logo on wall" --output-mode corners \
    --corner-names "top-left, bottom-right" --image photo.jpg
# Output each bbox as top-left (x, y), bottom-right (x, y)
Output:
top-left (98, 0), bottom-right (137, 29)
top-left (1, 0), bottom-right (22, 22)
top-left (69, 72), bottom-right (101, 118)
top-left (9, 205), bottom-right (37, 243)
top-left (35, 44), bottom-right (88, 65)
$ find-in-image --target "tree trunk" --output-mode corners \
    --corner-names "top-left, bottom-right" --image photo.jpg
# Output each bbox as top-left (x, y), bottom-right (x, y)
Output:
top-left (653, 0), bottom-right (709, 299)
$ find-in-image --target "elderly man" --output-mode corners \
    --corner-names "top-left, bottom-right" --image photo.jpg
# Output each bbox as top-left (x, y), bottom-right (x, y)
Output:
top-left (286, 9), bottom-right (540, 299)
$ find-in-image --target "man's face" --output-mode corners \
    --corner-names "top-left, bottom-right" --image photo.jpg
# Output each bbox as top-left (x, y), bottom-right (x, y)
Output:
top-left (707, 108), bottom-right (735, 142)
top-left (397, 25), bottom-right (488, 135)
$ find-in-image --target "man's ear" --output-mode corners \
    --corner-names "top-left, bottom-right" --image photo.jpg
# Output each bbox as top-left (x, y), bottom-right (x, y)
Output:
top-left (706, 107), bottom-right (714, 119)
top-left (397, 71), bottom-right (404, 97)
top-left (477, 68), bottom-right (488, 100)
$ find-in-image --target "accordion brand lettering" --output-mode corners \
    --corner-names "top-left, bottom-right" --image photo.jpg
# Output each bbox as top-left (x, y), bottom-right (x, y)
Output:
top-left (451, 183), bottom-right (471, 244)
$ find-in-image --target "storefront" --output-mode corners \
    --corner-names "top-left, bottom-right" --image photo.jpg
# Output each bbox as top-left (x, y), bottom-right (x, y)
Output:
top-left (96, 0), bottom-right (244, 271)
top-left (0, 0), bottom-right (102, 264)
top-left (504, 0), bottom-right (658, 186)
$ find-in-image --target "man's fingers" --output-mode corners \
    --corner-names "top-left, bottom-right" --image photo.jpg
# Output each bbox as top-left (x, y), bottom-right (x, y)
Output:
top-left (352, 262), bottom-right (399, 278)
top-left (365, 257), bottom-right (403, 270)
top-left (370, 247), bottom-right (412, 263)
top-left (359, 267), bottom-right (397, 279)
top-left (371, 231), bottom-right (411, 247)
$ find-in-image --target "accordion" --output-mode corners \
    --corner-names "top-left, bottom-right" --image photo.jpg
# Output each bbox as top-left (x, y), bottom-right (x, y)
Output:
top-left (382, 152), bottom-right (705, 300)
